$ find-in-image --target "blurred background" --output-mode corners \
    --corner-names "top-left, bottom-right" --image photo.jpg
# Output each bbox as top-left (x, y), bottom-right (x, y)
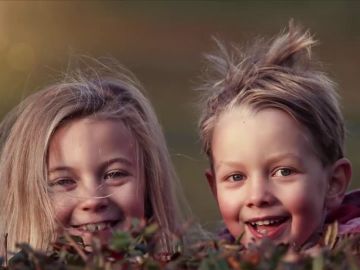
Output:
top-left (0, 1), bottom-right (359, 231)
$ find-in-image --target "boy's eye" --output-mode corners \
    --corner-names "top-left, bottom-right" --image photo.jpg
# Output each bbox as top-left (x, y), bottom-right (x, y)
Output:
top-left (227, 173), bottom-right (245, 182)
top-left (273, 168), bottom-right (293, 177)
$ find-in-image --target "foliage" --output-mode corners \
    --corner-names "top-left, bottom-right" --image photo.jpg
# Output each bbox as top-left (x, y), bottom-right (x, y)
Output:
top-left (1, 221), bottom-right (360, 270)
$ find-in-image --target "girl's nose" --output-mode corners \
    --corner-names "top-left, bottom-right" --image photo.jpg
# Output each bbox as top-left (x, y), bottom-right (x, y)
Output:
top-left (80, 196), bottom-right (109, 212)
top-left (78, 182), bottom-right (110, 212)
top-left (245, 175), bottom-right (276, 208)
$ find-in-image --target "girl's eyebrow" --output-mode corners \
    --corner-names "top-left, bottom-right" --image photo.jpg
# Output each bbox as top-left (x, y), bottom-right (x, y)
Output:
top-left (48, 166), bottom-right (73, 174)
top-left (48, 157), bottom-right (134, 174)
top-left (104, 157), bottom-right (133, 167)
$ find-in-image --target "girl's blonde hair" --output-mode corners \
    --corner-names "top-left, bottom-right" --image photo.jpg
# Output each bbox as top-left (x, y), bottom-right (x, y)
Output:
top-left (199, 23), bottom-right (344, 167)
top-left (0, 59), bottom-right (190, 255)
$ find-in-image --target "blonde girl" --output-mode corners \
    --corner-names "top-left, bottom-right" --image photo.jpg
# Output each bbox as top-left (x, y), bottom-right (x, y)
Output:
top-left (0, 60), bottom-right (192, 256)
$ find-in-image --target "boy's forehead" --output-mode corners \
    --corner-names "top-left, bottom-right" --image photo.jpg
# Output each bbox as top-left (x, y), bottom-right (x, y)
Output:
top-left (217, 106), bottom-right (275, 128)
top-left (223, 104), bottom-right (254, 118)
top-left (212, 106), bottom-right (320, 162)
top-left (218, 106), bottom-right (308, 136)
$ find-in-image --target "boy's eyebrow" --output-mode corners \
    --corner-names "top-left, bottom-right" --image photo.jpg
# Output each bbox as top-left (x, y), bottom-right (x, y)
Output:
top-left (214, 153), bottom-right (303, 171)
top-left (48, 157), bottom-right (134, 174)
top-left (214, 160), bottom-right (244, 172)
top-left (267, 153), bottom-right (303, 165)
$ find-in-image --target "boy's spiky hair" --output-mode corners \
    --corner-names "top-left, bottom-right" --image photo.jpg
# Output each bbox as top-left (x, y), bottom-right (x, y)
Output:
top-left (199, 23), bottom-right (344, 166)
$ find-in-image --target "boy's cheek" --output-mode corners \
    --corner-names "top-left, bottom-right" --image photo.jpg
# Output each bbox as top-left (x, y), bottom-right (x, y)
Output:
top-left (217, 193), bottom-right (245, 236)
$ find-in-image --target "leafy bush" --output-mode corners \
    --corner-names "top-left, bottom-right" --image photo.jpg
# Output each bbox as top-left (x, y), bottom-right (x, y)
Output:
top-left (1, 221), bottom-right (359, 270)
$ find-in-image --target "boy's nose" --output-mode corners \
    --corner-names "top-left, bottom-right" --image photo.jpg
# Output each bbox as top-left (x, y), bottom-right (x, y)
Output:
top-left (245, 176), bottom-right (275, 208)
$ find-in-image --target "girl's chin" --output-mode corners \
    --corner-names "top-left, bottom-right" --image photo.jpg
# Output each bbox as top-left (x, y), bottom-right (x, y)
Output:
top-left (67, 227), bottom-right (116, 246)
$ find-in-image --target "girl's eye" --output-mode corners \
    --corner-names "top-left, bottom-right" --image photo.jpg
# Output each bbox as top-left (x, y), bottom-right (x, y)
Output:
top-left (273, 168), bottom-right (294, 177)
top-left (227, 173), bottom-right (245, 182)
top-left (104, 170), bottom-right (130, 181)
top-left (48, 178), bottom-right (76, 191)
top-left (50, 178), bottom-right (76, 186)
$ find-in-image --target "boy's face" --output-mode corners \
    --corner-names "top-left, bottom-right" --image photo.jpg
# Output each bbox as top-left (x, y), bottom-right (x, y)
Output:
top-left (207, 107), bottom-right (331, 248)
top-left (48, 118), bottom-right (145, 246)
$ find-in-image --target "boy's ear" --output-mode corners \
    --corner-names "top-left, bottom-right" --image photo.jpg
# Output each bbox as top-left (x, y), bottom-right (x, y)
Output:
top-left (325, 158), bottom-right (352, 210)
top-left (205, 168), bottom-right (217, 197)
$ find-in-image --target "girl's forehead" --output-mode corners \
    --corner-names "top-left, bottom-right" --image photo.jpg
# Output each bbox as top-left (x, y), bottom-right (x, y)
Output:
top-left (57, 116), bottom-right (128, 133)
top-left (48, 117), bottom-right (143, 168)
top-left (49, 117), bottom-right (139, 156)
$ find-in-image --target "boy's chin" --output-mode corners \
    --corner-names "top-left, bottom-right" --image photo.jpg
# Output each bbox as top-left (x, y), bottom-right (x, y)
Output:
top-left (241, 234), bottom-right (291, 248)
top-left (241, 231), bottom-right (319, 252)
top-left (240, 222), bottom-right (292, 247)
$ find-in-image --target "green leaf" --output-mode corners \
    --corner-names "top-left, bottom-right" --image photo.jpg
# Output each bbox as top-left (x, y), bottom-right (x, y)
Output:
top-left (110, 231), bottom-right (132, 251)
top-left (312, 254), bottom-right (324, 270)
top-left (144, 223), bottom-right (159, 237)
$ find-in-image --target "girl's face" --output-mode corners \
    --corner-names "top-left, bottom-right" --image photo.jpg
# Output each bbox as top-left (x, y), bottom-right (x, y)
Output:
top-left (48, 118), bottom-right (145, 245)
top-left (207, 107), bottom-right (332, 248)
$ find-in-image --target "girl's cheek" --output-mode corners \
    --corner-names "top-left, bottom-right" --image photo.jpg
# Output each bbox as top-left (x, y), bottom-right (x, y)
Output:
top-left (111, 184), bottom-right (145, 219)
top-left (51, 196), bottom-right (76, 226)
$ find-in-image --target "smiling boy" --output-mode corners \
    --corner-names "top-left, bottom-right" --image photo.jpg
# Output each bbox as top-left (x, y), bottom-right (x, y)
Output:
top-left (198, 25), bottom-right (357, 249)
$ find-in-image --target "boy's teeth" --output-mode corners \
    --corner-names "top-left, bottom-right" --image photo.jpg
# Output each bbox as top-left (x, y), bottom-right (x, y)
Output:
top-left (250, 218), bottom-right (285, 226)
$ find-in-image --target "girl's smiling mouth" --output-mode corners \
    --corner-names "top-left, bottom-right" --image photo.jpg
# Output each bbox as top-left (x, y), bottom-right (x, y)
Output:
top-left (71, 220), bottom-right (121, 233)
top-left (245, 216), bottom-right (290, 240)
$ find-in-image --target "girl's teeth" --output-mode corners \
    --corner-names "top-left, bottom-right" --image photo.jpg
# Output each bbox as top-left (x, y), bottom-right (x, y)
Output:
top-left (80, 222), bottom-right (112, 232)
top-left (86, 224), bottom-right (96, 232)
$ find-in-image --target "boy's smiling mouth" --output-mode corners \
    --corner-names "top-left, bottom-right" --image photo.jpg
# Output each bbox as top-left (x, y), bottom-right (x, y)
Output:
top-left (245, 215), bottom-right (290, 240)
